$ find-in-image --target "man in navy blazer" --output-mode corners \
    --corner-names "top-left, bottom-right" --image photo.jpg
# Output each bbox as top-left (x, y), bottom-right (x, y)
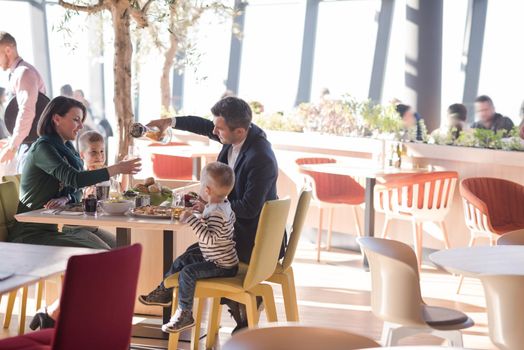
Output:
top-left (139, 97), bottom-right (283, 332)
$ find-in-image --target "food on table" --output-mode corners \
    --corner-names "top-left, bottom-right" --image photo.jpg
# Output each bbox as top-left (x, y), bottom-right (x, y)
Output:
top-left (132, 205), bottom-right (182, 219)
top-left (144, 177), bottom-right (155, 186)
top-left (148, 184), bottom-right (160, 193)
top-left (184, 191), bottom-right (199, 207)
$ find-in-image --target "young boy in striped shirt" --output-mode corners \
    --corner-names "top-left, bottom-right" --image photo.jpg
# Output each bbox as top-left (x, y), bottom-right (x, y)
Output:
top-left (159, 162), bottom-right (238, 333)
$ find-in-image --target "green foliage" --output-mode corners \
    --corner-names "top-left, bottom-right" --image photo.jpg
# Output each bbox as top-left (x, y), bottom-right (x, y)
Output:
top-left (253, 112), bottom-right (303, 133)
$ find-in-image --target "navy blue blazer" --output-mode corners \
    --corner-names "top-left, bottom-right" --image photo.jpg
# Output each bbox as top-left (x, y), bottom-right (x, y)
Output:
top-left (174, 116), bottom-right (284, 263)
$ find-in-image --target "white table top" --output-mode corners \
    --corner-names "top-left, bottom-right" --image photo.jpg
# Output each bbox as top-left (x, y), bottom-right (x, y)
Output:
top-left (15, 209), bottom-right (184, 231)
top-left (364, 347), bottom-right (467, 350)
top-left (430, 246), bottom-right (524, 277)
top-left (0, 242), bottom-right (102, 294)
top-left (299, 162), bottom-right (428, 179)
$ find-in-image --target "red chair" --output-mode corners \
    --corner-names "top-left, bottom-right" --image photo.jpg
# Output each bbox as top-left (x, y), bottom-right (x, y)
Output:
top-left (296, 158), bottom-right (365, 262)
top-left (456, 177), bottom-right (524, 292)
top-left (0, 244), bottom-right (142, 350)
top-left (149, 142), bottom-right (193, 180)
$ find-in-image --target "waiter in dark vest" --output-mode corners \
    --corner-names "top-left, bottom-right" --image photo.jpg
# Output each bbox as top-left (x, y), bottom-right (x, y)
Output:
top-left (0, 31), bottom-right (47, 173)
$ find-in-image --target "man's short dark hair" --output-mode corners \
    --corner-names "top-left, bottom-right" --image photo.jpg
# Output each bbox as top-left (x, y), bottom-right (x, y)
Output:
top-left (395, 103), bottom-right (411, 118)
top-left (211, 97), bottom-right (252, 130)
top-left (475, 95), bottom-right (494, 106)
top-left (0, 32), bottom-right (16, 47)
top-left (447, 103), bottom-right (467, 122)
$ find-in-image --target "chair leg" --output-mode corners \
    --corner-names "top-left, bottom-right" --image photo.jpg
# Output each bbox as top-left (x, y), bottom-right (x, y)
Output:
top-left (317, 208), bottom-right (324, 262)
top-left (352, 206), bottom-right (362, 237)
top-left (446, 330), bottom-right (464, 347)
top-left (190, 297), bottom-right (205, 350)
top-left (260, 285), bottom-right (278, 323)
top-left (439, 221), bottom-right (451, 249)
top-left (167, 288), bottom-right (180, 350)
top-left (36, 280), bottom-right (44, 311)
top-left (205, 297), bottom-right (222, 350)
top-left (282, 269), bottom-right (300, 322)
top-left (245, 294), bottom-right (259, 328)
top-left (3, 290), bottom-right (16, 329)
top-left (326, 208), bottom-right (334, 250)
top-left (381, 217), bottom-right (391, 239)
top-left (18, 286), bottom-right (28, 335)
top-left (412, 221), bottom-right (423, 270)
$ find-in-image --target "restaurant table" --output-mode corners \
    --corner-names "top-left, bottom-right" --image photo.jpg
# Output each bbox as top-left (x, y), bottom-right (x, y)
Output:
top-left (15, 209), bottom-right (184, 341)
top-left (299, 162), bottom-right (428, 267)
top-left (430, 246), bottom-right (524, 277)
top-left (0, 242), bottom-right (100, 294)
top-left (363, 347), bottom-right (468, 350)
top-left (147, 144), bottom-right (220, 180)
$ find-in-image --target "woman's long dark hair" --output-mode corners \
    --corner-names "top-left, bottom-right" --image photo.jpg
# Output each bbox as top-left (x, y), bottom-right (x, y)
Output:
top-left (37, 96), bottom-right (86, 136)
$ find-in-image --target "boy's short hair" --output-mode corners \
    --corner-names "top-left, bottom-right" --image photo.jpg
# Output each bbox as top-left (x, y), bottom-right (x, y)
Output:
top-left (447, 103), bottom-right (467, 122)
top-left (202, 162), bottom-right (235, 197)
top-left (78, 130), bottom-right (104, 152)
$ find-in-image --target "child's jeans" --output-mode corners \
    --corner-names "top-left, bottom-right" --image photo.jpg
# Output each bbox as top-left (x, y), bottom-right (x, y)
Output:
top-left (163, 244), bottom-right (238, 310)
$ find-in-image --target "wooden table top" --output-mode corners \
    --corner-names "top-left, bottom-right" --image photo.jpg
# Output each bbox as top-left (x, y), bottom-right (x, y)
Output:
top-left (15, 209), bottom-right (185, 231)
top-left (430, 246), bottom-right (524, 277)
top-left (0, 242), bottom-right (102, 294)
top-left (299, 162), bottom-right (429, 179)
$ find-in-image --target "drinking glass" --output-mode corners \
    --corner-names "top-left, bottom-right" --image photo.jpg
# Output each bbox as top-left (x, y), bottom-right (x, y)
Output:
top-left (171, 191), bottom-right (185, 221)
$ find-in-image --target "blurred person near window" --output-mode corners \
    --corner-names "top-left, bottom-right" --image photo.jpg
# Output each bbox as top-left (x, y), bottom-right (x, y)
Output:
top-left (60, 84), bottom-right (73, 97)
top-left (396, 103), bottom-right (424, 141)
top-left (471, 95), bottom-right (513, 135)
top-left (0, 31), bottom-right (47, 172)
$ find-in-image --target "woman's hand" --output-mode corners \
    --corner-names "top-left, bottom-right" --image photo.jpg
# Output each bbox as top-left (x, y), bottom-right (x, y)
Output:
top-left (146, 118), bottom-right (172, 135)
top-left (180, 210), bottom-right (193, 223)
top-left (44, 196), bottom-right (69, 209)
top-left (107, 158), bottom-right (142, 177)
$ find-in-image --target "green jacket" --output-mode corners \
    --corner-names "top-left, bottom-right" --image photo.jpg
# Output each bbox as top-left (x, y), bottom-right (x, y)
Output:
top-left (10, 139), bottom-right (109, 241)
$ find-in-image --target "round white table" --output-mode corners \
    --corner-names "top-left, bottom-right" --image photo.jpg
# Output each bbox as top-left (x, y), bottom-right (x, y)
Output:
top-left (430, 246), bottom-right (524, 277)
top-left (364, 348), bottom-right (467, 350)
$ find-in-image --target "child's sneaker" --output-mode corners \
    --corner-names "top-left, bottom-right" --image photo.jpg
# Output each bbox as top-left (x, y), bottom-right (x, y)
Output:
top-left (162, 309), bottom-right (195, 333)
top-left (138, 285), bottom-right (172, 307)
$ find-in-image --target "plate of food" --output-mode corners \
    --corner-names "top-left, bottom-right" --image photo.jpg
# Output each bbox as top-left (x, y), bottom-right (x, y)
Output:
top-left (129, 205), bottom-right (176, 219)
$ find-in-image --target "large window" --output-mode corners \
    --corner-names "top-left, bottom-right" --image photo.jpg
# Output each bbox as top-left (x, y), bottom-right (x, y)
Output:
top-left (312, 0), bottom-right (381, 102)
top-left (238, 0), bottom-right (306, 112)
top-left (478, 0), bottom-right (524, 124)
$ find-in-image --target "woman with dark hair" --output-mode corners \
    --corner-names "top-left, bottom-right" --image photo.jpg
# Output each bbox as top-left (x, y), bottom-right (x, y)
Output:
top-left (9, 96), bottom-right (141, 330)
top-left (396, 103), bottom-right (424, 141)
top-left (9, 96), bottom-right (141, 248)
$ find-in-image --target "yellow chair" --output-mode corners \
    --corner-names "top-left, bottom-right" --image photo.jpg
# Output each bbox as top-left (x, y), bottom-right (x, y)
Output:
top-left (164, 198), bottom-right (291, 350)
top-left (0, 181), bottom-right (33, 335)
top-left (222, 324), bottom-right (380, 350)
top-left (480, 274), bottom-right (524, 350)
top-left (2, 175), bottom-right (21, 196)
top-left (265, 189), bottom-right (311, 322)
top-left (358, 237), bottom-right (473, 346)
top-left (496, 229), bottom-right (524, 245)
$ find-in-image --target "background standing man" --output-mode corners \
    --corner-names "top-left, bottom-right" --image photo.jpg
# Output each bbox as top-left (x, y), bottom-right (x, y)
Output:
top-left (0, 31), bottom-right (47, 172)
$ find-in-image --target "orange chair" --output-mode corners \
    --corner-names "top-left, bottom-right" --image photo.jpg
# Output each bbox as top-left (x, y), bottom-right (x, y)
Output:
top-left (149, 142), bottom-right (193, 180)
top-left (296, 158), bottom-right (365, 262)
top-left (374, 171), bottom-right (458, 269)
top-left (460, 177), bottom-right (524, 245)
top-left (457, 177), bottom-right (524, 292)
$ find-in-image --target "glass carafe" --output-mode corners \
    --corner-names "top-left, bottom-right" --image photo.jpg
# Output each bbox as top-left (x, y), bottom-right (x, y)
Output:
top-left (129, 122), bottom-right (172, 144)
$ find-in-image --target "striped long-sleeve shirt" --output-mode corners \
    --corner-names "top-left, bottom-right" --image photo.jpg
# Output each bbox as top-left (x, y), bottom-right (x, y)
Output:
top-left (185, 200), bottom-right (239, 268)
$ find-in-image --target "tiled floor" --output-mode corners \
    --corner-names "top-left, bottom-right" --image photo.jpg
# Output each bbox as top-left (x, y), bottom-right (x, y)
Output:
top-left (1, 240), bottom-right (495, 349)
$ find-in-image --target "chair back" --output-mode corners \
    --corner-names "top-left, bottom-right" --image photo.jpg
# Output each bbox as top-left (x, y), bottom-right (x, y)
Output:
top-left (2, 174), bottom-right (21, 196)
top-left (358, 237), bottom-right (426, 326)
top-left (52, 244), bottom-right (142, 350)
top-left (460, 177), bottom-right (524, 235)
top-left (497, 229), bottom-right (524, 246)
top-left (0, 181), bottom-right (19, 242)
top-left (243, 198), bottom-right (291, 291)
top-left (296, 158), bottom-right (364, 205)
top-left (281, 190), bottom-right (312, 271)
top-left (480, 274), bottom-right (524, 350)
top-left (222, 324), bottom-right (380, 350)
top-left (378, 171), bottom-right (457, 219)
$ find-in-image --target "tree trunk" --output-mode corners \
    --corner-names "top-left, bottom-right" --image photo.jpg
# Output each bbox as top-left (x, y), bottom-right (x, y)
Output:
top-left (160, 8), bottom-right (178, 112)
top-left (111, 2), bottom-right (133, 162)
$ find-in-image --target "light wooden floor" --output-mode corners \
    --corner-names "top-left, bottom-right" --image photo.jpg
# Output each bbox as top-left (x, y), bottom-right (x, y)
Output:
top-left (0, 240), bottom-right (495, 349)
